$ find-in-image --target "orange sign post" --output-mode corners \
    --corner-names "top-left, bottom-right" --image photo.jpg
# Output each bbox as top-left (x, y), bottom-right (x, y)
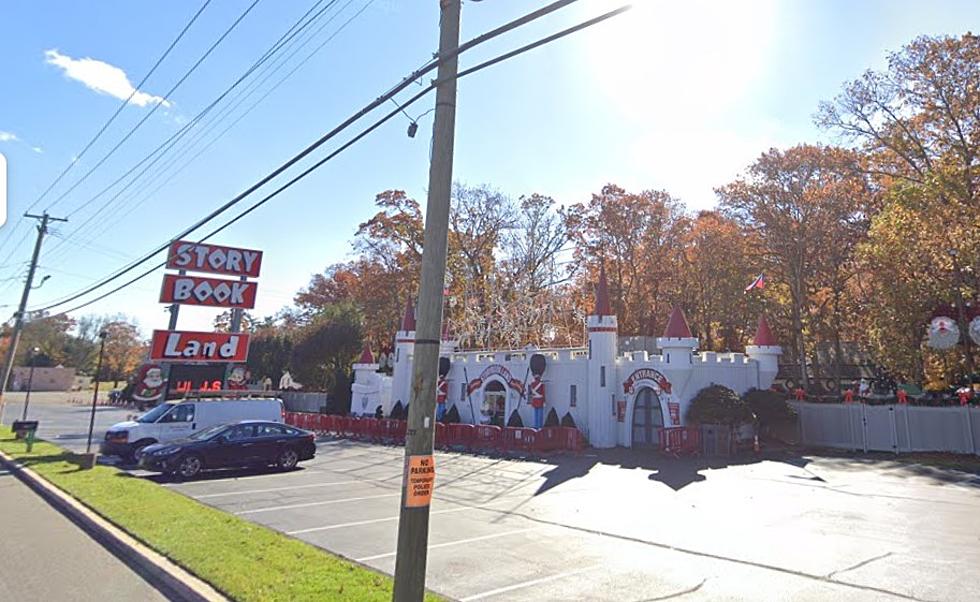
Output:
top-left (404, 455), bottom-right (436, 508)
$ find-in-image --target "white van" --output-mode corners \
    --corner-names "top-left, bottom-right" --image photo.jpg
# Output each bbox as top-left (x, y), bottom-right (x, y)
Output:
top-left (101, 396), bottom-right (284, 461)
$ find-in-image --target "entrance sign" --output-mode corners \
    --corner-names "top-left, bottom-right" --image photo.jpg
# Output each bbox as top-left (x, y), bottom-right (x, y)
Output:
top-left (166, 240), bottom-right (263, 278)
top-left (150, 330), bottom-right (250, 362)
top-left (159, 274), bottom-right (258, 308)
top-left (622, 368), bottom-right (672, 395)
top-left (404, 454), bottom-right (435, 507)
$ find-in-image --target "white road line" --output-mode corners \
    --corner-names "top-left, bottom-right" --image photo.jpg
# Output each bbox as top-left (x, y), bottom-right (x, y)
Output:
top-left (286, 505), bottom-right (473, 535)
top-left (356, 527), bottom-right (544, 562)
top-left (235, 493), bottom-right (399, 515)
top-left (192, 478), bottom-right (394, 499)
top-left (460, 566), bottom-right (603, 601)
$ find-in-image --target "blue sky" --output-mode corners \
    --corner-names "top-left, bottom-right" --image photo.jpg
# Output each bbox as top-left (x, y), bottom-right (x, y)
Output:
top-left (0, 0), bottom-right (977, 335)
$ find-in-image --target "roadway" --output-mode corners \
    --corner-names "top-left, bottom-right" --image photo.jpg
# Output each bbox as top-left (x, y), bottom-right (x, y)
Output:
top-left (9, 393), bottom-right (980, 601)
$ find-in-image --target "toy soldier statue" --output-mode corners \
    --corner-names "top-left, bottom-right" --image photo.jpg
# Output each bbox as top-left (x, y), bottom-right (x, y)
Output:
top-left (436, 357), bottom-right (450, 421)
top-left (528, 353), bottom-right (547, 429)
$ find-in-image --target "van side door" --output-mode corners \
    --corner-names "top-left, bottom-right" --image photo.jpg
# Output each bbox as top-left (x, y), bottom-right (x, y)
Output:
top-left (156, 403), bottom-right (196, 441)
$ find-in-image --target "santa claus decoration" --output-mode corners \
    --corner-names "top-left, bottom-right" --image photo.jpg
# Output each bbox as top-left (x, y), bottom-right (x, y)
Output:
top-left (132, 364), bottom-right (167, 404)
top-left (927, 316), bottom-right (960, 350)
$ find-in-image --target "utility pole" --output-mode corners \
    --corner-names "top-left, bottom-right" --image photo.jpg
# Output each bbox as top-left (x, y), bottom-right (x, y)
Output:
top-left (392, 2), bottom-right (460, 600)
top-left (0, 212), bottom-right (66, 425)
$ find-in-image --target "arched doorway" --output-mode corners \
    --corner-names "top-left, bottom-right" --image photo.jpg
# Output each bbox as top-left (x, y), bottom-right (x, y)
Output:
top-left (632, 387), bottom-right (663, 447)
top-left (484, 380), bottom-right (507, 426)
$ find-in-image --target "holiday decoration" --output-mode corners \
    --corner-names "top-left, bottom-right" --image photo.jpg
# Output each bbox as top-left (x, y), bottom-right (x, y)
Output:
top-left (926, 316), bottom-right (960, 350)
top-left (969, 316), bottom-right (980, 347)
top-left (133, 364), bottom-right (167, 403)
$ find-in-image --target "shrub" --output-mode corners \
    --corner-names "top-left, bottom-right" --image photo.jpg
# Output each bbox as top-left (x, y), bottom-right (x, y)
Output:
top-left (744, 388), bottom-right (796, 427)
top-left (686, 385), bottom-right (752, 426)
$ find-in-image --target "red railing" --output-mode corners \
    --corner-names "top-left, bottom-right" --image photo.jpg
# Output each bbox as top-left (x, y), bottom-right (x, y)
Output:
top-left (284, 413), bottom-right (595, 455)
top-left (659, 427), bottom-right (701, 455)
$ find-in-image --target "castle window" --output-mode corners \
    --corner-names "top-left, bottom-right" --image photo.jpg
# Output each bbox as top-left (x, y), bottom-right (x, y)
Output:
top-left (570, 384), bottom-right (577, 407)
top-left (600, 366), bottom-right (606, 387)
top-left (588, 339), bottom-right (592, 359)
top-left (396, 348), bottom-right (400, 362)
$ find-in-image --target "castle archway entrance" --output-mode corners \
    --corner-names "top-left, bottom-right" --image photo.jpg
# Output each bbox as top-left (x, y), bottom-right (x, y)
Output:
top-left (631, 386), bottom-right (663, 447)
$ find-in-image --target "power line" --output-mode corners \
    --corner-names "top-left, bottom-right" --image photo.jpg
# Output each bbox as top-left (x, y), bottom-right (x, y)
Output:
top-left (43, 0), bottom-right (358, 264)
top-left (33, 2), bottom-right (629, 317)
top-left (27, 0), bottom-right (215, 215)
top-left (43, 0), bottom-right (264, 215)
top-left (41, 0), bottom-right (344, 262)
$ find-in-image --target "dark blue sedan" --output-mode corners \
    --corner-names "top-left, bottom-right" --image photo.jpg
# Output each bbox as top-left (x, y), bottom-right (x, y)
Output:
top-left (138, 420), bottom-right (316, 479)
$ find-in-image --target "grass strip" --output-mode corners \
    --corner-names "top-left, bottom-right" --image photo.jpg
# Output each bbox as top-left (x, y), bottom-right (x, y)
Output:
top-left (0, 427), bottom-right (440, 601)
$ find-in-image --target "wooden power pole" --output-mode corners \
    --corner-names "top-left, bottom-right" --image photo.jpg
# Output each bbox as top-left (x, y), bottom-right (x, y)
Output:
top-left (392, 1), bottom-right (460, 600)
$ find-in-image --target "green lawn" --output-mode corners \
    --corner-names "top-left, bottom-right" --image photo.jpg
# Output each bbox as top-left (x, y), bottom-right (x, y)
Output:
top-left (0, 428), bottom-right (440, 601)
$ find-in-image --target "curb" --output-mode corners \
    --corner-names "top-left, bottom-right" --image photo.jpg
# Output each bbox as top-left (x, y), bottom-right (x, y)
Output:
top-left (0, 450), bottom-right (228, 602)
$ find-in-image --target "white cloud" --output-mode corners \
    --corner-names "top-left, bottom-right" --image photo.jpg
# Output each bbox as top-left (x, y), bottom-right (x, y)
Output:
top-left (32, 146), bottom-right (43, 154)
top-left (0, 131), bottom-right (18, 142)
top-left (44, 49), bottom-right (171, 108)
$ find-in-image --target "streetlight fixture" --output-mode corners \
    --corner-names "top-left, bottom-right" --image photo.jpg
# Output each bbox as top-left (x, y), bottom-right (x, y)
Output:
top-left (21, 346), bottom-right (40, 421)
top-left (84, 330), bottom-right (109, 464)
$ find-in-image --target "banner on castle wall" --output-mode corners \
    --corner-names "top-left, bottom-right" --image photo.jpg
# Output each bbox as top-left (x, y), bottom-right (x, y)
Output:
top-left (617, 400), bottom-right (626, 422)
top-left (622, 368), bottom-right (672, 395)
top-left (668, 401), bottom-right (681, 425)
top-left (466, 364), bottom-right (525, 395)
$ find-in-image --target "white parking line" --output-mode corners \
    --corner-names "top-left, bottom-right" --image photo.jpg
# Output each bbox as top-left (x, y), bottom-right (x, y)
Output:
top-left (356, 527), bottom-right (544, 562)
top-left (286, 505), bottom-right (473, 535)
top-left (460, 565), bottom-right (603, 601)
top-left (235, 493), bottom-right (399, 515)
top-left (193, 478), bottom-right (395, 499)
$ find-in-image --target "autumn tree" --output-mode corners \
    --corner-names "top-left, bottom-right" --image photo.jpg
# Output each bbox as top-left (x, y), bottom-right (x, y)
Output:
top-left (100, 321), bottom-right (147, 386)
top-left (817, 33), bottom-right (979, 379)
top-left (290, 303), bottom-right (363, 411)
top-left (718, 145), bottom-right (870, 390)
top-left (565, 184), bottom-right (687, 335)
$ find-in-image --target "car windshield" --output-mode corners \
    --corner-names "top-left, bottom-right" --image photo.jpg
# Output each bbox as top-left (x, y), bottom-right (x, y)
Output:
top-left (136, 403), bottom-right (174, 423)
top-left (188, 424), bottom-right (228, 441)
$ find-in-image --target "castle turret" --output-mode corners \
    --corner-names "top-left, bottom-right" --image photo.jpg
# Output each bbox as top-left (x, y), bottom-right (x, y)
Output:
top-left (391, 296), bottom-right (416, 409)
top-left (350, 344), bottom-right (381, 416)
top-left (745, 315), bottom-right (782, 390)
top-left (587, 266), bottom-right (618, 448)
top-left (656, 306), bottom-right (698, 367)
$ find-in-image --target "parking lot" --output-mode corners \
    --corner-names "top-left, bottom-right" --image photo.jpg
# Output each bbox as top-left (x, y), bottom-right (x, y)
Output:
top-left (9, 394), bottom-right (980, 601)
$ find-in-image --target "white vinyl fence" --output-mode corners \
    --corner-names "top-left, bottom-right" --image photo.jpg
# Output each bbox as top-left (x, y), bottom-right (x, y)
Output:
top-left (280, 391), bottom-right (329, 413)
top-left (794, 402), bottom-right (980, 455)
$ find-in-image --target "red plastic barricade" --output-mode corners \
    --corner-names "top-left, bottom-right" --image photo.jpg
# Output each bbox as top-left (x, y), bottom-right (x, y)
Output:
top-left (659, 427), bottom-right (701, 455)
top-left (335, 416), bottom-right (354, 439)
top-left (501, 427), bottom-right (537, 455)
top-left (434, 423), bottom-right (448, 449)
top-left (446, 423), bottom-right (475, 450)
top-left (560, 426), bottom-right (585, 452)
top-left (377, 419), bottom-right (407, 445)
top-left (284, 412), bottom-right (296, 427)
top-left (361, 418), bottom-right (382, 442)
top-left (472, 425), bottom-right (503, 453)
top-left (534, 426), bottom-right (564, 454)
top-left (319, 414), bottom-right (338, 435)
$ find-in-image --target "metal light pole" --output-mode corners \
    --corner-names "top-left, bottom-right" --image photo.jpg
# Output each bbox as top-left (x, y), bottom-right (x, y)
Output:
top-left (86, 330), bottom-right (109, 455)
top-left (21, 347), bottom-right (40, 421)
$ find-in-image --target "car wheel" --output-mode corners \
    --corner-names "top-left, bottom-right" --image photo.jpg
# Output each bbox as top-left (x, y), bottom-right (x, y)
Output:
top-left (277, 448), bottom-right (299, 471)
top-left (176, 455), bottom-right (203, 479)
top-left (129, 440), bottom-right (155, 464)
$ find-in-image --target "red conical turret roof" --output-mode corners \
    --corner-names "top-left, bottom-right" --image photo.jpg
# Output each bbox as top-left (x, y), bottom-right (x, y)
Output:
top-left (753, 315), bottom-right (778, 346)
top-left (359, 343), bottom-right (374, 364)
top-left (663, 305), bottom-right (692, 338)
top-left (593, 264), bottom-right (612, 316)
top-left (401, 296), bottom-right (416, 331)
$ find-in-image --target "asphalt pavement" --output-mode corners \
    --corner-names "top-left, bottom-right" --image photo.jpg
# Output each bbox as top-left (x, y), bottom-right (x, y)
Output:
top-left (10, 393), bottom-right (980, 601)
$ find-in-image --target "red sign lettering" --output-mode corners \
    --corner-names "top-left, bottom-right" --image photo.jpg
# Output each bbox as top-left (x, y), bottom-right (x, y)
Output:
top-left (150, 330), bottom-right (250, 363)
top-left (159, 274), bottom-right (258, 308)
top-left (166, 240), bottom-right (263, 278)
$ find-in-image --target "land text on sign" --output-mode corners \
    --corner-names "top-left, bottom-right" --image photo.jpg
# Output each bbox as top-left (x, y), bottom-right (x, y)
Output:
top-left (167, 240), bottom-right (262, 278)
top-left (404, 455), bottom-right (435, 508)
top-left (150, 330), bottom-right (250, 362)
top-left (159, 274), bottom-right (258, 308)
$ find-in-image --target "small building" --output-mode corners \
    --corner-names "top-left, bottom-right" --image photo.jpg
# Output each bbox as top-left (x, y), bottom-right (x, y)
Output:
top-left (10, 366), bottom-right (78, 392)
top-left (352, 269), bottom-right (782, 449)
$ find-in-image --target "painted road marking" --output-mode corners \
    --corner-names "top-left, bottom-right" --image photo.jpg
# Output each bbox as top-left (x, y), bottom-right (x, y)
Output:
top-left (356, 527), bottom-right (544, 562)
top-left (286, 505), bottom-right (473, 535)
top-left (460, 565), bottom-right (603, 601)
top-left (235, 493), bottom-right (399, 515)
top-left (192, 478), bottom-right (395, 499)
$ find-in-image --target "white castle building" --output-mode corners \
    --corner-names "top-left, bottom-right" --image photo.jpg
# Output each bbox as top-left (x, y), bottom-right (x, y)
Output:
top-left (351, 268), bottom-right (782, 449)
